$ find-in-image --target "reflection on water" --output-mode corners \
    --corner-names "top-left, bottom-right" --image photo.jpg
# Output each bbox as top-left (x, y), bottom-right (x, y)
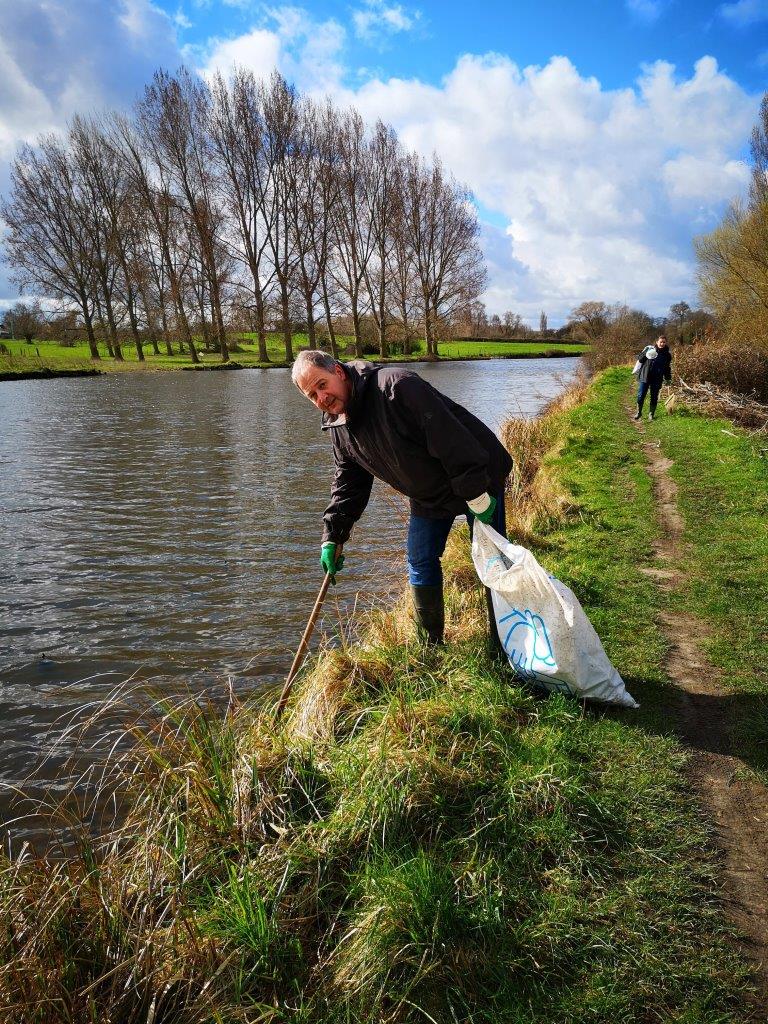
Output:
top-left (0, 357), bottom-right (581, 825)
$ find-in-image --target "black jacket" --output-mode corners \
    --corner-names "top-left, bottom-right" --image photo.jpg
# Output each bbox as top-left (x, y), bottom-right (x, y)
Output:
top-left (637, 345), bottom-right (672, 384)
top-left (321, 361), bottom-right (513, 544)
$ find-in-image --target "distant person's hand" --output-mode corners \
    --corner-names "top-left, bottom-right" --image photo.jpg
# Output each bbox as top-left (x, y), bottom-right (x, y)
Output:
top-left (468, 493), bottom-right (497, 525)
top-left (320, 542), bottom-right (345, 584)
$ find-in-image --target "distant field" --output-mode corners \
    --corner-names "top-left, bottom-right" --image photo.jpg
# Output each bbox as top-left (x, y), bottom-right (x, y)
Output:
top-left (421, 339), bottom-right (587, 359)
top-left (0, 335), bottom-right (587, 376)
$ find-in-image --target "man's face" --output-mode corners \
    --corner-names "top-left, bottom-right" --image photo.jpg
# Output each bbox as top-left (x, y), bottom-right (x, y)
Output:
top-left (296, 362), bottom-right (352, 416)
top-left (657, 337), bottom-right (667, 348)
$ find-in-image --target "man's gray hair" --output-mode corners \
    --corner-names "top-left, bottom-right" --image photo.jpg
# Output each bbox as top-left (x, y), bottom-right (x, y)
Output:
top-left (291, 349), bottom-right (339, 385)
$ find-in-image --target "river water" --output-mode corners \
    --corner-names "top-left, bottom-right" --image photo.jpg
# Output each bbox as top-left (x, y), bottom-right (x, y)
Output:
top-left (0, 357), bottom-right (581, 824)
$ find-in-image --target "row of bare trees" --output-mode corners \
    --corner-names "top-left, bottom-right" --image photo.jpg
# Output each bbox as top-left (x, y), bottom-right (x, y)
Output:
top-left (2, 68), bottom-right (486, 363)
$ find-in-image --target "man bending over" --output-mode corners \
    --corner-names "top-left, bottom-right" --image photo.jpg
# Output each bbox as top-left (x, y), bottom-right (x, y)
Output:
top-left (292, 351), bottom-right (512, 646)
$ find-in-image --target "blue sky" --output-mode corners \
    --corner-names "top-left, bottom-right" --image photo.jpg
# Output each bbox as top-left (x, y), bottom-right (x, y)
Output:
top-left (0, 0), bottom-right (766, 322)
top-left (170, 0), bottom-right (767, 95)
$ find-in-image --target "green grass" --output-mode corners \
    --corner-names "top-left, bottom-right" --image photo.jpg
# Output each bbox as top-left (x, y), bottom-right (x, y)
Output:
top-left (0, 335), bottom-right (587, 376)
top-left (522, 370), bottom-right (672, 722)
top-left (652, 403), bottom-right (768, 780)
top-left (424, 339), bottom-right (588, 359)
top-left (516, 368), bottom-right (766, 761)
top-left (0, 367), bottom-right (757, 1021)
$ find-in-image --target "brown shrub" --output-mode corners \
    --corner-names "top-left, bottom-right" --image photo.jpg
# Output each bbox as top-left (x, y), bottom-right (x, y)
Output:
top-left (674, 342), bottom-right (768, 402)
top-left (499, 376), bottom-right (589, 541)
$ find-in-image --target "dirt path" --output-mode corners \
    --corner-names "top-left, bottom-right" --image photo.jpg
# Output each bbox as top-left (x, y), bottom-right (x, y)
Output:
top-left (633, 417), bottom-right (768, 1014)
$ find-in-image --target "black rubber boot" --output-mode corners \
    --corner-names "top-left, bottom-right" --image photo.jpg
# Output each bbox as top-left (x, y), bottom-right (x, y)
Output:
top-left (411, 585), bottom-right (445, 646)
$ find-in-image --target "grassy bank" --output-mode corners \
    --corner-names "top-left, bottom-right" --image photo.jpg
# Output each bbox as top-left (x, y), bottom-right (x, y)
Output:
top-left (651, 397), bottom-right (768, 781)
top-left (505, 368), bottom-right (767, 749)
top-left (0, 335), bottom-right (587, 378)
top-left (0, 369), bottom-right (757, 1022)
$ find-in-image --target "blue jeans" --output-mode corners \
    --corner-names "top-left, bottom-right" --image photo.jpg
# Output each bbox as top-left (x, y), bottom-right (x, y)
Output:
top-left (407, 490), bottom-right (508, 587)
top-left (637, 378), bottom-right (663, 414)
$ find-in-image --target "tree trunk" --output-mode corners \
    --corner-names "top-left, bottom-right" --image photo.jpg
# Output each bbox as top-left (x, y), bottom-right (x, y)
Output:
top-left (81, 296), bottom-right (100, 359)
top-left (321, 285), bottom-right (338, 359)
top-left (210, 287), bottom-right (229, 363)
top-left (424, 305), bottom-right (436, 357)
top-left (137, 280), bottom-right (160, 356)
top-left (158, 304), bottom-right (173, 355)
top-left (254, 291), bottom-right (269, 362)
top-left (306, 298), bottom-right (317, 348)
top-left (280, 282), bottom-right (293, 361)
top-left (101, 286), bottom-right (123, 360)
top-left (351, 295), bottom-right (363, 359)
top-left (126, 288), bottom-right (144, 361)
top-left (377, 279), bottom-right (388, 358)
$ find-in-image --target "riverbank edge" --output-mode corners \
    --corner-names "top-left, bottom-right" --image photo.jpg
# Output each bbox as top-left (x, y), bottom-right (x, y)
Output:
top-left (0, 347), bottom-right (585, 380)
top-left (0, 367), bottom-right (104, 381)
top-left (0, 367), bottom-right (753, 1022)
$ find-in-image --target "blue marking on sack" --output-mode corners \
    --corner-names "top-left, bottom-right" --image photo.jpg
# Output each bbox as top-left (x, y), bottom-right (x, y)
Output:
top-left (498, 608), bottom-right (557, 674)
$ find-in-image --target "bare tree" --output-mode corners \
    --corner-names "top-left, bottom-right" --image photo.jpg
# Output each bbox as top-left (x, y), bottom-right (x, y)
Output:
top-left (669, 300), bottom-right (691, 340)
top-left (260, 72), bottom-right (301, 361)
top-left (401, 154), bottom-right (485, 356)
top-left (109, 113), bottom-right (199, 363)
top-left (330, 109), bottom-right (378, 358)
top-left (3, 300), bottom-right (45, 342)
top-left (70, 116), bottom-right (150, 360)
top-left (363, 121), bottom-right (400, 357)
top-left (567, 301), bottom-right (609, 343)
top-left (138, 69), bottom-right (229, 361)
top-left (311, 100), bottom-right (345, 358)
top-left (389, 175), bottom-right (421, 354)
top-left (286, 97), bottom-right (329, 348)
top-left (209, 68), bottom-right (276, 362)
top-left (2, 137), bottom-right (101, 357)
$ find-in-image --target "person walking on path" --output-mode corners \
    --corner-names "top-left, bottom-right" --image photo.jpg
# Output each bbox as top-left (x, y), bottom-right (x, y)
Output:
top-left (634, 335), bottom-right (672, 421)
top-left (292, 350), bottom-right (513, 648)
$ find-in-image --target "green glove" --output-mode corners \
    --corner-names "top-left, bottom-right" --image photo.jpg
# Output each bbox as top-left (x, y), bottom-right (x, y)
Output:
top-left (467, 493), bottom-right (497, 525)
top-left (320, 542), bottom-right (345, 584)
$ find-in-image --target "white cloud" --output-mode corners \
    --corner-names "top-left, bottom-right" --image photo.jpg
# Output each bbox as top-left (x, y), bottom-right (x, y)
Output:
top-left (174, 6), bottom-right (193, 29)
top-left (353, 0), bottom-right (421, 43)
top-left (0, 0), bottom-right (180, 161)
top-left (196, 7), bottom-right (345, 92)
top-left (334, 54), bottom-right (757, 320)
top-left (626, 0), bottom-right (667, 21)
top-left (194, 27), bottom-right (282, 80)
top-left (0, 0), bottom-right (186, 302)
top-left (719, 0), bottom-right (768, 25)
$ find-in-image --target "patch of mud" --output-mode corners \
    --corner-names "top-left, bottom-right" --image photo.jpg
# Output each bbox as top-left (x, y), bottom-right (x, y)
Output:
top-left (632, 412), bottom-right (768, 1011)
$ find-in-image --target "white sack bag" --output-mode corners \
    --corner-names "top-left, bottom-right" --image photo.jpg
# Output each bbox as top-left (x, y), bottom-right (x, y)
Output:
top-left (632, 346), bottom-right (657, 375)
top-left (471, 522), bottom-right (639, 708)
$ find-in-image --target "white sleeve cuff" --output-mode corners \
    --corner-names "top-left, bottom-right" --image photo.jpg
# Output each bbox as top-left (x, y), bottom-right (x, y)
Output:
top-left (467, 493), bottom-right (492, 515)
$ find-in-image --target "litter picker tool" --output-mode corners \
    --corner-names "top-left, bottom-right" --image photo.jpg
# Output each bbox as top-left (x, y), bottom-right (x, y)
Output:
top-left (275, 545), bottom-right (342, 719)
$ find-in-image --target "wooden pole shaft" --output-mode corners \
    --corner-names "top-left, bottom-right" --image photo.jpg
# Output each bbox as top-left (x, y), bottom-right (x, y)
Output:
top-left (275, 545), bottom-right (342, 718)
